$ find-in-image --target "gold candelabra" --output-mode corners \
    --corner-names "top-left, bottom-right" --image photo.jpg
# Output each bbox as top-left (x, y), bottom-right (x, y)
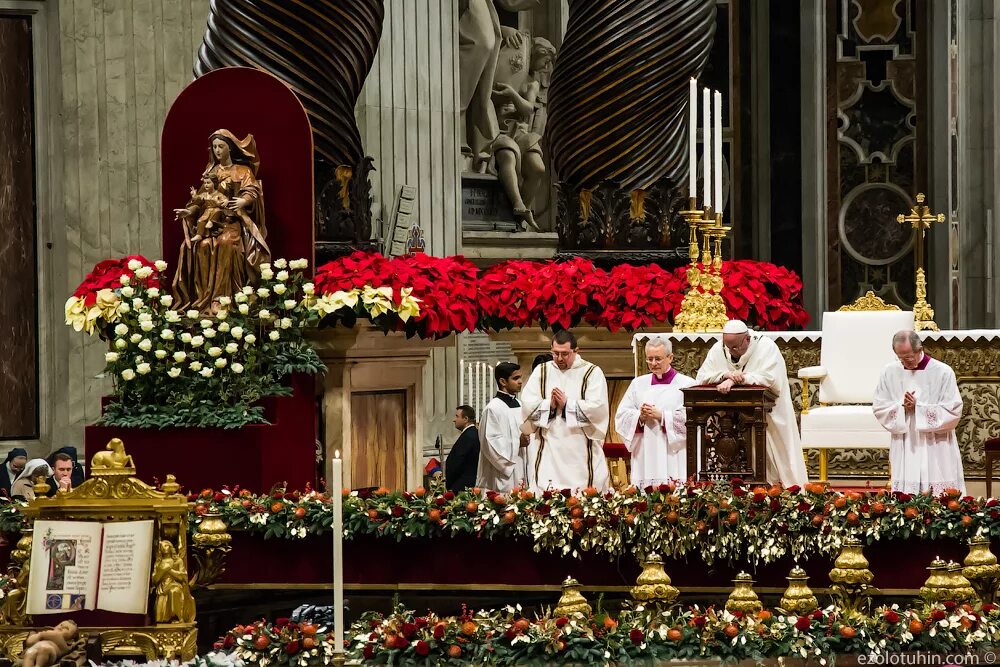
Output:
top-left (674, 198), bottom-right (730, 332)
top-left (896, 193), bottom-right (945, 331)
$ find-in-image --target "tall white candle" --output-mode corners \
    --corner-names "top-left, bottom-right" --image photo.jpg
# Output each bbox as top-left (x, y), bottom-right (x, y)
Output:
top-left (689, 78), bottom-right (697, 197)
top-left (702, 87), bottom-right (712, 209)
top-left (714, 90), bottom-right (723, 213)
top-left (332, 451), bottom-right (344, 655)
top-left (459, 359), bottom-right (464, 406)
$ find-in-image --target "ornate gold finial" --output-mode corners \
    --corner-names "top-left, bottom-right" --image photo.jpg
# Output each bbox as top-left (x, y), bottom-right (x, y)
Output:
top-left (963, 537), bottom-right (1000, 604)
top-left (162, 474), bottom-right (181, 497)
top-left (829, 538), bottom-right (877, 622)
top-left (553, 576), bottom-right (592, 617)
top-left (32, 478), bottom-right (52, 498)
top-left (944, 562), bottom-right (979, 604)
top-left (631, 555), bottom-right (679, 606)
top-left (778, 566), bottom-right (819, 615)
top-left (837, 290), bottom-right (902, 312)
top-left (897, 192), bottom-right (945, 331)
top-left (725, 572), bottom-right (763, 614)
top-left (90, 438), bottom-right (136, 473)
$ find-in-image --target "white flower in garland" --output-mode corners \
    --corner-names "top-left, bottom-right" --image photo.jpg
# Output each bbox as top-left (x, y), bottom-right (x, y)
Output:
top-left (105, 352), bottom-right (119, 363)
top-left (130, 333), bottom-right (142, 344)
top-left (214, 358), bottom-right (227, 369)
top-left (216, 310), bottom-right (229, 321)
top-left (218, 321), bottom-right (230, 333)
top-left (114, 339), bottom-right (127, 350)
top-left (168, 367), bottom-right (181, 378)
top-left (121, 286), bottom-right (135, 298)
top-left (244, 334), bottom-right (257, 345)
top-left (154, 349), bottom-right (167, 360)
top-left (234, 292), bottom-right (248, 304)
top-left (173, 351), bottom-right (187, 363)
top-left (208, 347), bottom-right (222, 358)
top-left (200, 319), bottom-right (213, 329)
top-left (180, 332), bottom-right (192, 344)
top-left (231, 362), bottom-right (244, 374)
top-left (203, 328), bottom-right (216, 339)
top-left (242, 286), bottom-right (254, 296)
top-left (136, 362), bottom-right (151, 375)
top-left (138, 339), bottom-right (153, 352)
top-left (121, 369), bottom-right (135, 380)
top-left (225, 343), bottom-right (239, 354)
top-left (230, 326), bottom-right (244, 339)
top-left (259, 309), bottom-right (271, 320)
top-left (114, 323), bottom-right (129, 336)
top-left (189, 361), bottom-right (203, 372)
top-left (161, 329), bottom-right (175, 341)
top-left (140, 321), bottom-right (154, 332)
top-left (199, 367), bottom-right (214, 378)
top-left (273, 284), bottom-right (287, 296)
top-left (238, 303), bottom-right (250, 315)
top-left (257, 287), bottom-right (270, 298)
top-left (280, 318), bottom-right (292, 329)
top-left (190, 335), bottom-right (205, 347)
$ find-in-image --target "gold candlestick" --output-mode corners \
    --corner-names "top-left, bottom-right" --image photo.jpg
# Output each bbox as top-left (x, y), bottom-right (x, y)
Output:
top-left (674, 201), bottom-right (712, 333)
top-left (897, 193), bottom-right (945, 331)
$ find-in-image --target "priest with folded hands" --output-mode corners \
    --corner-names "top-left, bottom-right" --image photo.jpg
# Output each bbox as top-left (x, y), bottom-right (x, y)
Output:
top-left (696, 319), bottom-right (808, 487)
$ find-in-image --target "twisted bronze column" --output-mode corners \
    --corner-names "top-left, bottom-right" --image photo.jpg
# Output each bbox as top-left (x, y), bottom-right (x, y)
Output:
top-left (195, 0), bottom-right (384, 252)
top-left (546, 0), bottom-right (716, 259)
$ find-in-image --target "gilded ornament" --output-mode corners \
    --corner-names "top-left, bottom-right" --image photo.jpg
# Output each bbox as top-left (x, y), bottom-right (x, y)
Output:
top-left (919, 557), bottom-right (951, 606)
top-left (829, 538), bottom-right (877, 621)
top-left (725, 572), bottom-right (763, 615)
top-left (630, 555), bottom-right (679, 606)
top-left (963, 537), bottom-right (1000, 604)
top-left (896, 193), bottom-right (945, 331)
top-left (553, 576), bottom-right (592, 618)
top-left (90, 438), bottom-right (136, 473)
top-left (944, 562), bottom-right (978, 604)
top-left (153, 540), bottom-right (197, 624)
top-left (778, 566), bottom-right (819, 615)
top-left (189, 512), bottom-right (233, 590)
top-left (837, 291), bottom-right (901, 312)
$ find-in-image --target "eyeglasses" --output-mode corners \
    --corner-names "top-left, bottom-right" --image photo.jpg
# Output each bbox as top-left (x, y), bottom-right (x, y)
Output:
top-left (551, 350), bottom-right (575, 358)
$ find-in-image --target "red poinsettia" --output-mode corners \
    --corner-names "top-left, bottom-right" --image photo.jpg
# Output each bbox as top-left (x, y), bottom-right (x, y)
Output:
top-left (587, 263), bottom-right (688, 332)
top-left (72, 255), bottom-right (159, 306)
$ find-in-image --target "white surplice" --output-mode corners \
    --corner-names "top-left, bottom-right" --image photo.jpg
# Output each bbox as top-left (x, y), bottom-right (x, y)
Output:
top-left (476, 393), bottom-right (528, 492)
top-left (696, 335), bottom-right (809, 487)
top-left (872, 355), bottom-right (966, 495)
top-left (520, 356), bottom-right (610, 492)
top-left (614, 369), bottom-right (696, 487)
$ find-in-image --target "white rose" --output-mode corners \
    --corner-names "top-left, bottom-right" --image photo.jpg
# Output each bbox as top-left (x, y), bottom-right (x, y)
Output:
top-left (256, 287), bottom-right (270, 298)
top-left (130, 333), bottom-right (142, 344)
top-left (121, 286), bottom-right (135, 298)
top-left (160, 294), bottom-right (174, 307)
top-left (136, 362), bottom-right (151, 375)
top-left (138, 312), bottom-right (152, 322)
top-left (190, 335), bottom-right (204, 347)
top-left (242, 286), bottom-right (254, 295)
top-left (180, 333), bottom-right (192, 344)
top-left (244, 334), bottom-right (257, 345)
top-left (140, 321), bottom-right (154, 332)
top-left (121, 369), bottom-right (135, 380)
top-left (216, 310), bottom-right (229, 321)
top-left (203, 329), bottom-right (216, 339)
top-left (117, 303), bottom-right (131, 314)
top-left (302, 282), bottom-right (315, 296)
top-left (259, 310), bottom-right (271, 320)
top-left (165, 310), bottom-right (181, 323)
top-left (168, 367), bottom-right (181, 378)
top-left (273, 284), bottom-right (287, 296)
top-left (200, 319), bottom-right (213, 329)
top-left (231, 362), bottom-right (244, 374)
top-left (238, 304), bottom-right (250, 315)
top-left (134, 266), bottom-right (153, 279)
top-left (260, 269), bottom-right (274, 280)
top-left (259, 262), bottom-right (271, 271)
top-left (147, 287), bottom-right (160, 298)
top-left (119, 275), bottom-right (130, 286)
top-left (114, 339), bottom-right (127, 350)
top-left (184, 311), bottom-right (199, 321)
top-left (269, 330), bottom-right (280, 341)
top-left (154, 349), bottom-right (167, 360)
top-left (274, 258), bottom-right (288, 269)
top-left (217, 296), bottom-right (232, 306)
top-left (199, 367), bottom-right (214, 378)
top-left (283, 299), bottom-right (297, 310)
top-left (127, 259), bottom-right (142, 271)
top-left (290, 258), bottom-right (308, 270)
top-left (131, 298), bottom-right (144, 309)
top-left (173, 351), bottom-right (187, 363)
top-left (208, 346), bottom-right (222, 358)
top-left (276, 270), bottom-right (289, 281)
top-left (154, 260), bottom-right (168, 272)
top-left (133, 356), bottom-right (144, 364)
top-left (189, 361), bottom-right (203, 372)
top-left (230, 326), bottom-right (244, 339)
top-left (280, 317), bottom-right (292, 329)
top-left (218, 322), bottom-right (231, 333)
top-left (234, 292), bottom-right (248, 304)
top-left (225, 342), bottom-right (239, 354)
top-left (161, 329), bottom-right (175, 340)
top-left (214, 358), bottom-right (227, 369)
top-left (138, 339), bottom-right (152, 352)
top-left (114, 323), bottom-right (129, 336)
top-left (105, 352), bottom-right (119, 363)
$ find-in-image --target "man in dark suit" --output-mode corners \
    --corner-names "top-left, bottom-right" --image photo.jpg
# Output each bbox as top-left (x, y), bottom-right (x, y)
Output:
top-left (445, 405), bottom-right (479, 492)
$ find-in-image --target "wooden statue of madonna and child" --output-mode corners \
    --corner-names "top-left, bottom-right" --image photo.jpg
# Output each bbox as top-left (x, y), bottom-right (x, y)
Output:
top-left (171, 129), bottom-right (271, 314)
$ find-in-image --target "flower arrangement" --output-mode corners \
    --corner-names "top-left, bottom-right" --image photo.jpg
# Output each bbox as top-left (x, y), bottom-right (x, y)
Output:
top-left (706, 259), bottom-right (810, 330)
top-left (65, 257), bottom-right (325, 429)
top-left (168, 481), bottom-right (1000, 567)
top-left (216, 602), bottom-right (1000, 666)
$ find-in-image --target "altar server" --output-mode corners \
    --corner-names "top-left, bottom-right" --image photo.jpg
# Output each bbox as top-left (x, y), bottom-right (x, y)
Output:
top-left (521, 330), bottom-right (610, 492)
top-left (477, 362), bottom-right (530, 492)
top-left (873, 330), bottom-right (965, 495)
top-left (696, 320), bottom-right (808, 487)
top-left (615, 337), bottom-right (696, 486)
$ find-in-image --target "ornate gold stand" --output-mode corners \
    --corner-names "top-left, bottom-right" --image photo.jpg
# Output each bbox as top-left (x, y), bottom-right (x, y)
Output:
top-left (674, 200), bottom-right (729, 332)
top-left (828, 538), bottom-right (877, 622)
top-left (896, 193), bottom-right (945, 331)
top-left (963, 537), bottom-right (1000, 604)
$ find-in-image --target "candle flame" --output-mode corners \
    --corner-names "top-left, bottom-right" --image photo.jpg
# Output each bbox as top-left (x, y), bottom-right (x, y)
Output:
top-left (335, 450), bottom-right (341, 459)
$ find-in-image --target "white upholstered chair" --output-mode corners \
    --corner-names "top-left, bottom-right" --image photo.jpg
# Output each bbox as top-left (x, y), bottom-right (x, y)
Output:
top-left (798, 294), bottom-right (915, 480)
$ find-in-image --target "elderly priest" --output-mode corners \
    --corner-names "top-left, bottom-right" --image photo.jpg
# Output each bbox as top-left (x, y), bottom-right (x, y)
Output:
top-left (873, 330), bottom-right (965, 495)
top-left (696, 320), bottom-right (809, 487)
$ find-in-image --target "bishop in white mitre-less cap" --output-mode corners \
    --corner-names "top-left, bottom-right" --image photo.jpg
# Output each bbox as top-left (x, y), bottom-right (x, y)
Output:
top-left (695, 320), bottom-right (809, 487)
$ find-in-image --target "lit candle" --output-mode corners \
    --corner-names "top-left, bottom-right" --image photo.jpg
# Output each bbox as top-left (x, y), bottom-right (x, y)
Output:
top-left (332, 450), bottom-right (345, 656)
top-left (702, 87), bottom-right (712, 210)
top-left (689, 78), bottom-right (697, 198)
top-left (714, 90), bottom-right (723, 213)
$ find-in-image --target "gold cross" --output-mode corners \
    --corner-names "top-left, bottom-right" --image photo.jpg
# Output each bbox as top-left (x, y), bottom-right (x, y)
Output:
top-left (896, 193), bottom-right (944, 331)
top-left (896, 193), bottom-right (945, 234)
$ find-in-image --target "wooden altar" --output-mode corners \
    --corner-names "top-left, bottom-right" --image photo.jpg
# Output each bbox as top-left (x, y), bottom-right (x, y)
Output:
top-left (683, 386), bottom-right (776, 484)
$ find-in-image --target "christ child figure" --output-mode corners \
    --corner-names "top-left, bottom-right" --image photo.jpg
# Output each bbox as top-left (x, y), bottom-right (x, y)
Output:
top-left (185, 173), bottom-right (231, 242)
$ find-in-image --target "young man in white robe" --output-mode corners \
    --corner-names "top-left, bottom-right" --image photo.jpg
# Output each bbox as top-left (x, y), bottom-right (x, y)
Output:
top-left (695, 320), bottom-right (809, 487)
top-left (873, 330), bottom-right (965, 495)
top-left (614, 336), bottom-right (696, 487)
top-left (521, 330), bottom-right (610, 492)
top-left (476, 361), bottom-right (531, 492)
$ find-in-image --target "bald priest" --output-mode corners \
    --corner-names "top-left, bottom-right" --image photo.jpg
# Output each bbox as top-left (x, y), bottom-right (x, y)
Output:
top-left (695, 320), bottom-right (809, 487)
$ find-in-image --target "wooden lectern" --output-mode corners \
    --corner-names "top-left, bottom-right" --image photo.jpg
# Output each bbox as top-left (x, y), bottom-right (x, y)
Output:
top-left (683, 385), bottom-right (777, 484)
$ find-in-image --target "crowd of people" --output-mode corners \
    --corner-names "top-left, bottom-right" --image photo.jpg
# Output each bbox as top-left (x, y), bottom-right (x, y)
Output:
top-left (0, 447), bottom-right (86, 502)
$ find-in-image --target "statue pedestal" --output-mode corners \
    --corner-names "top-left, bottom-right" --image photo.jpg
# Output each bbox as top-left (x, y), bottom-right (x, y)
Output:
top-left (683, 385), bottom-right (776, 484)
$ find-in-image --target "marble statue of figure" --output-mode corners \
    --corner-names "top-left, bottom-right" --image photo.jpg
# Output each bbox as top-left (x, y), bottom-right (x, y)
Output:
top-left (172, 129), bottom-right (271, 314)
top-left (152, 540), bottom-right (196, 624)
top-left (458, 0), bottom-right (541, 166)
top-left (20, 620), bottom-right (82, 667)
top-left (492, 36), bottom-right (555, 231)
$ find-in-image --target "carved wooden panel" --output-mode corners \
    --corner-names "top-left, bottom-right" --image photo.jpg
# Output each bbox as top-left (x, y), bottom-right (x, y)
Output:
top-left (350, 390), bottom-right (406, 490)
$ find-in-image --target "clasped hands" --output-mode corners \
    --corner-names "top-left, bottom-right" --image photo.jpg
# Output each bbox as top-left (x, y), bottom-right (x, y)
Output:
top-left (717, 370), bottom-right (745, 394)
top-left (902, 390), bottom-right (916, 412)
top-left (550, 387), bottom-right (568, 411)
top-left (638, 403), bottom-right (663, 425)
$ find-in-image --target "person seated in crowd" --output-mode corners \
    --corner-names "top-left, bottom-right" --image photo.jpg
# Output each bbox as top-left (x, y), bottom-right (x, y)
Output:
top-left (10, 459), bottom-right (53, 502)
top-left (47, 446), bottom-right (85, 488)
top-left (0, 448), bottom-right (28, 496)
top-left (46, 453), bottom-right (76, 496)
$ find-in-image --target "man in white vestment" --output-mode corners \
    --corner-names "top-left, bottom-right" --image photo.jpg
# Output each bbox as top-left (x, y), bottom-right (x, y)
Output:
top-left (695, 320), bottom-right (808, 487)
top-left (615, 337), bottom-right (696, 487)
top-left (873, 330), bottom-right (966, 495)
top-left (521, 330), bottom-right (610, 492)
top-left (477, 361), bottom-right (531, 492)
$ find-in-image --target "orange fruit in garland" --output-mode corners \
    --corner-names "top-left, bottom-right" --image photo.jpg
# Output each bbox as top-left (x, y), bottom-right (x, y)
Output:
top-left (254, 635), bottom-right (270, 650)
top-left (301, 637), bottom-right (316, 650)
top-left (723, 623), bottom-right (739, 639)
top-left (839, 625), bottom-right (856, 639)
top-left (908, 619), bottom-right (924, 634)
top-left (667, 628), bottom-right (683, 641)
